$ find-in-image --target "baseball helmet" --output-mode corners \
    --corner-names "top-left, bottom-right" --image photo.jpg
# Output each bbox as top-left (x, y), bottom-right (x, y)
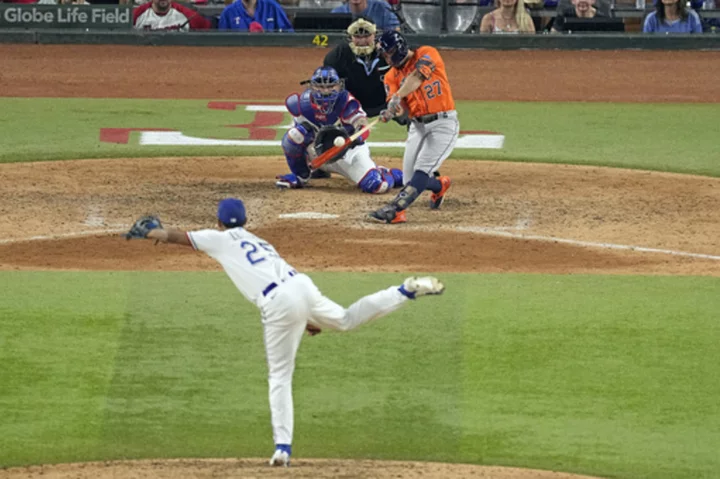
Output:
top-left (347, 18), bottom-right (377, 57)
top-left (376, 30), bottom-right (409, 68)
top-left (309, 66), bottom-right (344, 115)
top-left (217, 198), bottom-right (247, 228)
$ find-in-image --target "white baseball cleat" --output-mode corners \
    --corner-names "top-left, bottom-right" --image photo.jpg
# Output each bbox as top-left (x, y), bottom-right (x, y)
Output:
top-left (269, 448), bottom-right (290, 467)
top-left (401, 276), bottom-right (445, 298)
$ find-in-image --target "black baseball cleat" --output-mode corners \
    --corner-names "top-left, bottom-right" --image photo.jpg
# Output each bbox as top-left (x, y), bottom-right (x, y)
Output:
top-left (369, 205), bottom-right (407, 224)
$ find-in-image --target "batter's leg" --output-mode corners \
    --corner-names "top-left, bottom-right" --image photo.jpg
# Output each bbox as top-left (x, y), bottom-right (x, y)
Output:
top-left (402, 123), bottom-right (426, 185)
top-left (414, 115), bottom-right (460, 178)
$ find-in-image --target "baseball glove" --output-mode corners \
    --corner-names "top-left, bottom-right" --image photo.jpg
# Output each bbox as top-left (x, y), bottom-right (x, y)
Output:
top-left (125, 215), bottom-right (163, 240)
top-left (313, 125), bottom-right (350, 164)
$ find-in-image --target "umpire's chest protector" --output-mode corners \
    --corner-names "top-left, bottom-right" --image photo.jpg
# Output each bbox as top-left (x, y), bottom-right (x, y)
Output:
top-left (327, 44), bottom-right (389, 113)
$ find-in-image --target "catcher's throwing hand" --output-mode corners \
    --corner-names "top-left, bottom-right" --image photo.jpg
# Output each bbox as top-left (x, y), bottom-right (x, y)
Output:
top-left (125, 215), bottom-right (163, 240)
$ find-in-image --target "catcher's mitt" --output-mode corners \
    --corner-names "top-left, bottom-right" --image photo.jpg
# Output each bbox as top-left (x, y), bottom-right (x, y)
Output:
top-left (313, 125), bottom-right (350, 164)
top-left (125, 215), bottom-right (162, 240)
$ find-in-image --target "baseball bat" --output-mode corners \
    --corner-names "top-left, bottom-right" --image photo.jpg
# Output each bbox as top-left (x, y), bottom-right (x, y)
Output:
top-left (309, 117), bottom-right (381, 170)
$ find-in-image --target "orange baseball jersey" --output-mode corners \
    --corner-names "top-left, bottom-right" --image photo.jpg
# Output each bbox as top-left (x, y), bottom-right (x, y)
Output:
top-left (383, 46), bottom-right (455, 119)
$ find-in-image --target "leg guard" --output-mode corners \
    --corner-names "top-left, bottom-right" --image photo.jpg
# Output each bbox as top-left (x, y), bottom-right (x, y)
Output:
top-left (281, 129), bottom-right (311, 180)
top-left (359, 168), bottom-right (394, 194)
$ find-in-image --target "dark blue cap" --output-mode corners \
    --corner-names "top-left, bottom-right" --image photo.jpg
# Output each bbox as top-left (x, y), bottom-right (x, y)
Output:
top-left (217, 198), bottom-right (246, 227)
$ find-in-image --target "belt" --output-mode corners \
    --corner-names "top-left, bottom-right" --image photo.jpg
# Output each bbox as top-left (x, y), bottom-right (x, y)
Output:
top-left (262, 270), bottom-right (297, 297)
top-left (413, 111), bottom-right (451, 124)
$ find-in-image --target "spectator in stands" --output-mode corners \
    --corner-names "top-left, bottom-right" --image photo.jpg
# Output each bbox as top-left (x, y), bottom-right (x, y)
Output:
top-left (134, 0), bottom-right (213, 30)
top-left (331, 0), bottom-right (400, 31)
top-left (643, 0), bottom-right (703, 33)
top-left (551, 0), bottom-right (606, 32)
top-left (479, 0), bottom-right (536, 33)
top-left (219, 0), bottom-right (294, 31)
top-left (690, 0), bottom-right (720, 33)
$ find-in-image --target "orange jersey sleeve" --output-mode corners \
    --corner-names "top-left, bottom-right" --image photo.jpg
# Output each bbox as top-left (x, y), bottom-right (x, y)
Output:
top-left (388, 46), bottom-right (455, 119)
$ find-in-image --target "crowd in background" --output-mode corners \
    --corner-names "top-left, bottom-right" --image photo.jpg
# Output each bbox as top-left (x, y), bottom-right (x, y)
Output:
top-left (1, 0), bottom-right (717, 33)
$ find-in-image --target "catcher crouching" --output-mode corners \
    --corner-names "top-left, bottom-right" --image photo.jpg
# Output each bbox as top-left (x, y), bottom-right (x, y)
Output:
top-left (275, 65), bottom-right (402, 194)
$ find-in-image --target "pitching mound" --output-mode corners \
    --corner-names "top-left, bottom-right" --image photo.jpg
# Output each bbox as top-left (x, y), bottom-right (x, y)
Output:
top-left (0, 458), bottom-right (607, 479)
top-left (0, 156), bottom-right (718, 275)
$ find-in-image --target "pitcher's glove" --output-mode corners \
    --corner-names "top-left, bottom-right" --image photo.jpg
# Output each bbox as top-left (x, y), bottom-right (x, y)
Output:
top-left (125, 215), bottom-right (162, 240)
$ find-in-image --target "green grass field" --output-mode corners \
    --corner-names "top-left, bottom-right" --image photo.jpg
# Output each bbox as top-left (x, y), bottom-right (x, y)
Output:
top-left (1, 272), bottom-right (719, 478)
top-left (1, 98), bottom-right (719, 176)
top-left (1, 97), bottom-right (720, 478)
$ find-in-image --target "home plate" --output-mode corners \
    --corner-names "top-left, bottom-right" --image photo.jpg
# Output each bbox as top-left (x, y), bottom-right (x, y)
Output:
top-left (278, 212), bottom-right (339, 219)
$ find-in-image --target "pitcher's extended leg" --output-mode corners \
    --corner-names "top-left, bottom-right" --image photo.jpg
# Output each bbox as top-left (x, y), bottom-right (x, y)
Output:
top-left (308, 282), bottom-right (409, 332)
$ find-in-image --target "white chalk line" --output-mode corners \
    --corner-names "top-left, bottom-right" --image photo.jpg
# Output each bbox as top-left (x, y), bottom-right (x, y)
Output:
top-left (0, 228), bottom-right (128, 245)
top-left (361, 224), bottom-right (720, 262)
top-left (1, 224), bottom-right (718, 262)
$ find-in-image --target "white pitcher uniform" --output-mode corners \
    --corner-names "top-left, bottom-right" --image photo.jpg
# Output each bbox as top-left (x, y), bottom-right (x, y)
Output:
top-left (186, 227), bottom-right (410, 446)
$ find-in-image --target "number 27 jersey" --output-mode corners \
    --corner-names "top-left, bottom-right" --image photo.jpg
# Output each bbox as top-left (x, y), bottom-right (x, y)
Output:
top-left (187, 228), bottom-right (296, 306)
top-left (383, 45), bottom-right (455, 119)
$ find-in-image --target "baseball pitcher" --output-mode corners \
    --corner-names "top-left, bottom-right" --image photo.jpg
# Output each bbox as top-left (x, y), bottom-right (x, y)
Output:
top-left (124, 198), bottom-right (445, 467)
top-left (369, 31), bottom-right (459, 224)
top-left (275, 65), bottom-right (403, 195)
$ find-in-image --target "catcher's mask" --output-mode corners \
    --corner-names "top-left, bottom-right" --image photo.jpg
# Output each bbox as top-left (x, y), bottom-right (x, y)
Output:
top-left (377, 30), bottom-right (409, 68)
top-left (309, 66), bottom-right (344, 115)
top-left (217, 197), bottom-right (247, 228)
top-left (347, 18), bottom-right (377, 57)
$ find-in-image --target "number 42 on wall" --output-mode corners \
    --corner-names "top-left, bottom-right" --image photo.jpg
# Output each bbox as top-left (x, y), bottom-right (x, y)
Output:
top-left (312, 34), bottom-right (329, 47)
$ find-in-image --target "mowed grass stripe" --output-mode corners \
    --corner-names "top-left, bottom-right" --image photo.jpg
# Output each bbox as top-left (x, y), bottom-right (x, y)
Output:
top-left (0, 98), bottom-right (719, 176)
top-left (0, 272), bottom-right (719, 479)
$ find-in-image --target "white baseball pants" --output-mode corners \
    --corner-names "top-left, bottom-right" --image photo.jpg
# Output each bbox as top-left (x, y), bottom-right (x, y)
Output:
top-left (321, 143), bottom-right (377, 186)
top-left (257, 273), bottom-right (408, 446)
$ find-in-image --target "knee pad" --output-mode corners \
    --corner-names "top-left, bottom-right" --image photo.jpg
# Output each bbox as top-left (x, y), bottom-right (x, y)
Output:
top-left (378, 167), bottom-right (403, 189)
top-left (359, 168), bottom-right (392, 194)
top-left (389, 168), bottom-right (403, 187)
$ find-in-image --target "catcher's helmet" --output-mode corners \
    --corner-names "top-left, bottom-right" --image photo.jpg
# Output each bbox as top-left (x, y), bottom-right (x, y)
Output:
top-left (377, 30), bottom-right (409, 68)
top-left (309, 66), bottom-right (343, 115)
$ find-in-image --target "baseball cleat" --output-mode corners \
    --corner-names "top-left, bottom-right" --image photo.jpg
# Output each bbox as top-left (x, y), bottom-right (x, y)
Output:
top-left (429, 176), bottom-right (452, 209)
top-left (369, 205), bottom-right (407, 224)
top-left (269, 448), bottom-right (290, 467)
top-left (400, 276), bottom-right (445, 299)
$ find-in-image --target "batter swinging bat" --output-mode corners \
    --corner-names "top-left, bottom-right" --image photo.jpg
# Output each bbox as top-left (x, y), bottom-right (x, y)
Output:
top-left (309, 117), bottom-right (380, 170)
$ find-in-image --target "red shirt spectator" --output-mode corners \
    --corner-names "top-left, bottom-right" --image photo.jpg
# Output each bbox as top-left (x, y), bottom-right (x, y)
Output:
top-left (133, 0), bottom-right (212, 31)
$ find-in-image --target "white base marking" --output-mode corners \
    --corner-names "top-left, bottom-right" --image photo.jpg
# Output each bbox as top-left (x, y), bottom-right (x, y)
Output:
top-left (278, 212), bottom-right (339, 219)
top-left (139, 131), bottom-right (505, 149)
top-left (246, 105), bottom-right (287, 112)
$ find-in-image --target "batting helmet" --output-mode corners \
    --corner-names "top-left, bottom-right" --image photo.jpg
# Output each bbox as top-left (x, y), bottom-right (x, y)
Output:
top-left (309, 66), bottom-right (344, 115)
top-left (376, 30), bottom-right (409, 68)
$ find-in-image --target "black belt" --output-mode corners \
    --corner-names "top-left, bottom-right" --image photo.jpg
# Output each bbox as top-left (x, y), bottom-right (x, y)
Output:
top-left (414, 111), bottom-right (450, 124)
top-left (262, 270), bottom-right (297, 297)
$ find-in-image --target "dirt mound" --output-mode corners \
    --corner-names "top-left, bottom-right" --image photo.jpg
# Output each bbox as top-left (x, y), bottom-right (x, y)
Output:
top-left (0, 458), bottom-right (607, 479)
top-left (0, 157), bottom-right (718, 276)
